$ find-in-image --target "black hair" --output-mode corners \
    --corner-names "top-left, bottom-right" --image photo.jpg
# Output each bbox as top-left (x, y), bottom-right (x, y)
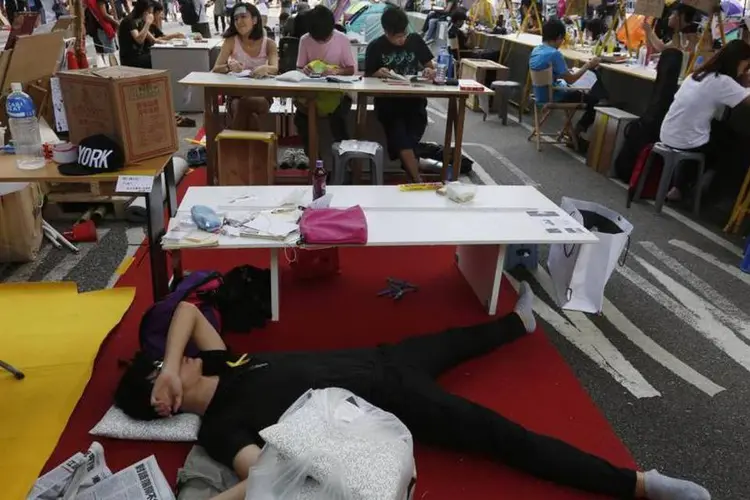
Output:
top-left (131, 0), bottom-right (158, 19)
top-left (585, 17), bottom-right (606, 39)
top-left (541, 18), bottom-right (566, 42)
top-left (693, 39), bottom-right (750, 82)
top-left (279, 11), bottom-right (289, 23)
top-left (114, 351), bottom-right (161, 421)
top-left (450, 9), bottom-right (467, 23)
top-left (223, 2), bottom-right (265, 40)
top-left (381, 6), bottom-right (409, 35)
top-left (152, 1), bottom-right (163, 13)
top-left (308, 5), bottom-right (335, 42)
top-left (674, 3), bottom-right (699, 25)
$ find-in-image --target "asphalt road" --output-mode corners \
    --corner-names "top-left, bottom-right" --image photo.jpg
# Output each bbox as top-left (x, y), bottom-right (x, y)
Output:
top-left (3, 10), bottom-right (750, 499)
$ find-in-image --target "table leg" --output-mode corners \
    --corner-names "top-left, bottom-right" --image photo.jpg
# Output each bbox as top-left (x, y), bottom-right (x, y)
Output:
top-left (456, 244), bottom-right (507, 316)
top-left (452, 97), bottom-right (467, 180)
top-left (270, 248), bottom-right (280, 321)
top-left (164, 156), bottom-right (177, 217)
top-left (146, 173), bottom-right (169, 301)
top-left (442, 98), bottom-right (457, 181)
top-left (353, 93), bottom-right (369, 184)
top-left (204, 88), bottom-right (221, 186)
top-left (307, 98), bottom-right (318, 181)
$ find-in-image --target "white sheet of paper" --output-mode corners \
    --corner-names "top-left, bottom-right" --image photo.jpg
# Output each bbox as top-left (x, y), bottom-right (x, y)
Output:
top-left (116, 175), bottom-right (153, 194)
top-left (231, 69), bottom-right (253, 78)
top-left (571, 70), bottom-right (597, 89)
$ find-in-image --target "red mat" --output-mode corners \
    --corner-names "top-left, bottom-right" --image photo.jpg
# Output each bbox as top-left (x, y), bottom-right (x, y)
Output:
top-left (43, 168), bottom-right (636, 499)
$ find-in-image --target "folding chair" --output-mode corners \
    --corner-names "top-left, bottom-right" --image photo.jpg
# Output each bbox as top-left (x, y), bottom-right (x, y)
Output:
top-left (527, 67), bottom-right (586, 152)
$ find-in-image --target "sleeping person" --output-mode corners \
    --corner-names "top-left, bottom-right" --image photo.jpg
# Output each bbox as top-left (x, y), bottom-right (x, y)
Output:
top-left (114, 284), bottom-right (710, 500)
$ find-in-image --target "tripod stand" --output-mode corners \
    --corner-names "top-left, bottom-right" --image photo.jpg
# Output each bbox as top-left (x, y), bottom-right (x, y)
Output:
top-left (0, 360), bottom-right (24, 380)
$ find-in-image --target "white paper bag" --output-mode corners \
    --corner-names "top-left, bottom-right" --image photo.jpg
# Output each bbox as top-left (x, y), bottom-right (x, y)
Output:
top-left (547, 197), bottom-right (632, 313)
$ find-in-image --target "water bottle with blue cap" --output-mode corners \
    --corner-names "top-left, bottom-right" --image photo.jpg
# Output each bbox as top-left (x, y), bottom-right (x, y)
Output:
top-left (6, 82), bottom-right (45, 170)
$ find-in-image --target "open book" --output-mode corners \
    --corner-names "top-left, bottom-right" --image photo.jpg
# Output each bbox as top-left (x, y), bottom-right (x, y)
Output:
top-left (276, 70), bottom-right (361, 84)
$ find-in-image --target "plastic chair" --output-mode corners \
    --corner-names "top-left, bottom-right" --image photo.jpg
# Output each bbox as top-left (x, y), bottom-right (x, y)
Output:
top-left (490, 80), bottom-right (521, 125)
top-left (633, 142), bottom-right (706, 215)
top-left (331, 141), bottom-right (385, 185)
top-left (527, 67), bottom-right (585, 151)
top-left (278, 36), bottom-right (300, 74)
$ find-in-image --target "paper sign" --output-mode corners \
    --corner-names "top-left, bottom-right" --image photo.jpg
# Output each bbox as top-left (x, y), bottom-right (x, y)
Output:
top-left (634, 0), bottom-right (665, 18)
top-left (116, 175), bottom-right (153, 194)
top-left (680, 0), bottom-right (718, 14)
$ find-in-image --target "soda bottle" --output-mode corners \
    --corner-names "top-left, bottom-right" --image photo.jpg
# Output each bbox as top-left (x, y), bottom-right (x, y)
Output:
top-left (312, 160), bottom-right (327, 200)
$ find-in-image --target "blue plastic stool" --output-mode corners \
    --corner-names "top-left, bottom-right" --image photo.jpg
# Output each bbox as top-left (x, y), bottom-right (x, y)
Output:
top-left (504, 244), bottom-right (539, 271)
top-left (741, 238), bottom-right (750, 274)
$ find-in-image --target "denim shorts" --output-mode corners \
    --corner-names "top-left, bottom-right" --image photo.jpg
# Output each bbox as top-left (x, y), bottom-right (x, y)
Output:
top-left (97, 29), bottom-right (116, 54)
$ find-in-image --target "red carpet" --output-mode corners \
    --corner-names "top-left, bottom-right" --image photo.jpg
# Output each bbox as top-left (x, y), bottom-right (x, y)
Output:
top-left (43, 168), bottom-right (636, 499)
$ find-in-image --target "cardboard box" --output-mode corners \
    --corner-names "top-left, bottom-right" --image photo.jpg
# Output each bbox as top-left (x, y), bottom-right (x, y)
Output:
top-left (0, 183), bottom-right (43, 263)
top-left (216, 130), bottom-right (277, 185)
top-left (57, 67), bottom-right (178, 164)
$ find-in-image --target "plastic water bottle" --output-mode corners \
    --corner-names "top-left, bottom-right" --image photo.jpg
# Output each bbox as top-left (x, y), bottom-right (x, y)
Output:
top-left (360, 25), bottom-right (366, 43)
top-left (6, 82), bottom-right (44, 170)
top-left (312, 160), bottom-right (327, 200)
top-left (435, 47), bottom-right (449, 84)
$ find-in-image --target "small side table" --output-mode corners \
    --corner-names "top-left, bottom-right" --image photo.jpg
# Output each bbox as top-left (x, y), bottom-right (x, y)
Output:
top-left (587, 107), bottom-right (638, 176)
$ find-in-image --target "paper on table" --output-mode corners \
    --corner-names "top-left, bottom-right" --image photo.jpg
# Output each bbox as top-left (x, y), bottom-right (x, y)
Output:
top-left (571, 70), bottom-right (597, 89)
top-left (231, 69), bottom-right (253, 78)
top-left (243, 213), bottom-right (299, 238)
top-left (116, 175), bottom-right (153, 194)
top-left (337, 140), bottom-right (379, 156)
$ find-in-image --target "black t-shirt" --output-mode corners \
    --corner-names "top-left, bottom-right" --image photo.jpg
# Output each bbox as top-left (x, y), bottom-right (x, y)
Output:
top-left (365, 33), bottom-right (433, 112)
top-left (198, 348), bottom-right (384, 468)
top-left (118, 15), bottom-right (146, 64)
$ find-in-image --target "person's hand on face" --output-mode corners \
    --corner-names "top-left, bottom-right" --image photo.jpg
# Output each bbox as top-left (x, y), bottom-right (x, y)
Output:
top-left (144, 12), bottom-right (154, 25)
top-left (151, 369), bottom-right (182, 417)
top-left (228, 58), bottom-right (243, 73)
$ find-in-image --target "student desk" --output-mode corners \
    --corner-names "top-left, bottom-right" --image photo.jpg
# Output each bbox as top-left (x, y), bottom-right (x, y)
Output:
top-left (163, 185), bottom-right (598, 321)
top-left (0, 154), bottom-right (177, 301)
top-left (178, 73), bottom-right (492, 186)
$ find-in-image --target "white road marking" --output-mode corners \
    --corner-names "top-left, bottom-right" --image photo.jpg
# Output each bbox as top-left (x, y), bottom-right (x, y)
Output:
top-left (3, 245), bottom-right (54, 283)
top-left (640, 241), bottom-right (750, 342)
top-left (41, 229), bottom-right (110, 282)
top-left (507, 271), bottom-right (661, 398)
top-left (668, 239), bottom-right (750, 286)
top-left (463, 143), bottom-right (541, 187)
top-left (620, 256), bottom-right (750, 374)
top-left (105, 227), bottom-right (146, 288)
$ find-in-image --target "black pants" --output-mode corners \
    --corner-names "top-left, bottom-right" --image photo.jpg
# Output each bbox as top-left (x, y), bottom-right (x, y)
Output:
top-left (294, 95), bottom-right (352, 159)
top-left (376, 98), bottom-right (428, 161)
top-left (121, 53), bottom-right (153, 69)
top-left (191, 22), bottom-right (211, 39)
top-left (558, 72), bottom-right (608, 132)
top-left (375, 314), bottom-right (638, 498)
top-left (214, 14), bottom-right (226, 32)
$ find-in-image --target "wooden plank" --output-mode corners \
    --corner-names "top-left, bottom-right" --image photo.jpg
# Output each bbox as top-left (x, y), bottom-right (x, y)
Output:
top-left (2, 31), bottom-right (66, 93)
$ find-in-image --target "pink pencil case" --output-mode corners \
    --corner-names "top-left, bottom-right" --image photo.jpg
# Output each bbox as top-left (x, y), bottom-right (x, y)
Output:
top-left (299, 205), bottom-right (368, 245)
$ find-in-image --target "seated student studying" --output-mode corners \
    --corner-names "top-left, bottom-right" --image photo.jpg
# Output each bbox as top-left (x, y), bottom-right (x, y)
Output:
top-left (659, 40), bottom-right (750, 203)
top-left (529, 19), bottom-right (607, 149)
top-left (212, 3), bottom-right (279, 131)
top-left (365, 6), bottom-right (435, 183)
top-left (294, 5), bottom-right (356, 158)
top-left (447, 10), bottom-right (499, 62)
top-left (114, 284), bottom-right (711, 500)
top-left (119, 0), bottom-right (185, 68)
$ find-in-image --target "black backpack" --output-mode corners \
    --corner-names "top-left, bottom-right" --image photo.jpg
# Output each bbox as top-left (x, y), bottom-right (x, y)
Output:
top-left (178, 0), bottom-right (201, 26)
top-left (214, 265), bottom-right (272, 333)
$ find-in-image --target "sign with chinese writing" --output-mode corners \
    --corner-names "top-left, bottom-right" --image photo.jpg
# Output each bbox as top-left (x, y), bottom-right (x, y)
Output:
top-left (634, 0), bottom-right (665, 18)
top-left (116, 175), bottom-right (153, 194)
top-left (681, 0), bottom-right (719, 14)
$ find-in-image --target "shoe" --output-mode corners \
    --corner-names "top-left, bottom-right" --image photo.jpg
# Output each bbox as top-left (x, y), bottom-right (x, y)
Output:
top-left (186, 146), bottom-right (207, 166)
top-left (293, 149), bottom-right (309, 170)
top-left (279, 149), bottom-right (295, 169)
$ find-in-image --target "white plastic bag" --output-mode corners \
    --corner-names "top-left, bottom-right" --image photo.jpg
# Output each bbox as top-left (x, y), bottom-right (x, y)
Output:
top-left (246, 388), bottom-right (416, 500)
top-left (547, 197), bottom-right (632, 313)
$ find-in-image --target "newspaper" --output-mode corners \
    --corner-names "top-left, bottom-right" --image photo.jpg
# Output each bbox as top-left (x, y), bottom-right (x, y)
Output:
top-left (28, 453), bottom-right (87, 500)
top-left (75, 456), bottom-right (175, 500)
top-left (62, 442), bottom-right (112, 500)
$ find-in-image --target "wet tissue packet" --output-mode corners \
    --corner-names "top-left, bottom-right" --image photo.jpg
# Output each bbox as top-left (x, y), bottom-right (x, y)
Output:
top-left (191, 205), bottom-right (223, 233)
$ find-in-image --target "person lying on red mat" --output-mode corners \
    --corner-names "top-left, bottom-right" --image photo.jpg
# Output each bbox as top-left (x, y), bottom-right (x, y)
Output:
top-left (114, 283), bottom-right (710, 500)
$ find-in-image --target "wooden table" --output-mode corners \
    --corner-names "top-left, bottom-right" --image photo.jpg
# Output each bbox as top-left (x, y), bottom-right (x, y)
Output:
top-left (178, 73), bottom-right (492, 186)
top-left (0, 154), bottom-right (177, 301)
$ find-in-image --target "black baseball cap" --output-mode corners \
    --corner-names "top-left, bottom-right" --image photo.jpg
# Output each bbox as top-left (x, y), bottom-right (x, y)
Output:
top-left (58, 134), bottom-right (126, 176)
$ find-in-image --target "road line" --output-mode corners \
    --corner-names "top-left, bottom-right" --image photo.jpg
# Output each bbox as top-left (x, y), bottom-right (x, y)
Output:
top-left (640, 241), bottom-right (750, 342)
top-left (41, 229), bottom-right (110, 282)
top-left (668, 239), bottom-right (750, 286)
top-left (464, 143), bottom-right (541, 187)
top-left (4, 245), bottom-right (54, 283)
top-left (519, 269), bottom-right (660, 398)
top-left (620, 256), bottom-right (750, 373)
top-left (106, 228), bottom-right (146, 288)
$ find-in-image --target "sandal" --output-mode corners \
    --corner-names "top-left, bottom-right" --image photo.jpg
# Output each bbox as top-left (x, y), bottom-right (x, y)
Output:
top-left (175, 115), bottom-right (197, 128)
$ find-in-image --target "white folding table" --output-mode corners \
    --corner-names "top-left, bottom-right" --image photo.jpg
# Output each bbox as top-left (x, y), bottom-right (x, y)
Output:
top-left (163, 185), bottom-right (598, 320)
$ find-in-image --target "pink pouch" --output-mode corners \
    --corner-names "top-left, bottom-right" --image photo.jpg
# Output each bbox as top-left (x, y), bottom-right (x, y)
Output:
top-left (299, 205), bottom-right (368, 245)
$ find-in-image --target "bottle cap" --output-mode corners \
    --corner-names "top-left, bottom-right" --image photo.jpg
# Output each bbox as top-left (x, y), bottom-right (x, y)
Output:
top-left (10, 82), bottom-right (22, 92)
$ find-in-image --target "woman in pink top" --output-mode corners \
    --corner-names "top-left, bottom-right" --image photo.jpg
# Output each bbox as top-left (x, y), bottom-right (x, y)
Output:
top-left (212, 3), bottom-right (278, 130)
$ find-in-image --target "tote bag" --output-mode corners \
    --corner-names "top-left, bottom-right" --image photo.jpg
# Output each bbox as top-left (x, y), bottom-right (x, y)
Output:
top-left (546, 197), bottom-right (633, 313)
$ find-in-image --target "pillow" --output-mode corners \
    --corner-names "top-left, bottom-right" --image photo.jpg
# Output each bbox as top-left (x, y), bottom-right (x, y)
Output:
top-left (259, 389), bottom-right (414, 500)
top-left (89, 406), bottom-right (200, 442)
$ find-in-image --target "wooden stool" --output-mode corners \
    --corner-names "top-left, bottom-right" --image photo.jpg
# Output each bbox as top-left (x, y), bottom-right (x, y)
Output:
top-left (724, 167), bottom-right (750, 234)
top-left (215, 130), bottom-right (278, 185)
top-left (587, 107), bottom-right (638, 176)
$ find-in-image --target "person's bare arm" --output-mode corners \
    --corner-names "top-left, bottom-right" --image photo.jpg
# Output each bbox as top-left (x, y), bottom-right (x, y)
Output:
top-left (98, 1), bottom-right (119, 25)
top-left (162, 301), bottom-right (226, 372)
top-left (253, 39), bottom-right (279, 76)
top-left (212, 37), bottom-right (236, 73)
top-left (560, 57), bottom-right (600, 84)
top-left (130, 13), bottom-right (154, 44)
top-left (212, 445), bottom-right (262, 499)
top-left (642, 21), bottom-right (665, 53)
top-left (334, 64), bottom-right (355, 76)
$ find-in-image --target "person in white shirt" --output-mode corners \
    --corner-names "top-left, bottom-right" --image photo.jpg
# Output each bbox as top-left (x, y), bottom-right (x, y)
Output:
top-left (659, 40), bottom-right (750, 202)
top-left (192, 0), bottom-right (211, 38)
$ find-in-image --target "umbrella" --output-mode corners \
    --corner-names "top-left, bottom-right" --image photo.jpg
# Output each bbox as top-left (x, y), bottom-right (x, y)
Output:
top-left (721, 0), bottom-right (742, 16)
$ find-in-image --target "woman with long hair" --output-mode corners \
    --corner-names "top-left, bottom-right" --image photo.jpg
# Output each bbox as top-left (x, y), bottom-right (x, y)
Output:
top-left (643, 3), bottom-right (700, 54)
top-left (660, 39), bottom-right (750, 201)
top-left (212, 3), bottom-right (279, 130)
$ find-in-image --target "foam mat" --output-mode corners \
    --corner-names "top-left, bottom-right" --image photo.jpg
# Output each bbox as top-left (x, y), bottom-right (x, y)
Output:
top-left (0, 282), bottom-right (135, 500)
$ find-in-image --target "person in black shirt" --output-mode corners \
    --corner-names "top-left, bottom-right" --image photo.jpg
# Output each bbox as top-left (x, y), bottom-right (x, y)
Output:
top-left (118, 0), bottom-right (158, 67)
top-left (447, 9), bottom-right (499, 62)
top-left (365, 7), bottom-right (434, 182)
top-left (114, 285), bottom-right (710, 500)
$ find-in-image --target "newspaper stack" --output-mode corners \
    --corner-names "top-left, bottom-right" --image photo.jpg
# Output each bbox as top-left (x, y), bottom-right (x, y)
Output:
top-left (27, 442), bottom-right (175, 500)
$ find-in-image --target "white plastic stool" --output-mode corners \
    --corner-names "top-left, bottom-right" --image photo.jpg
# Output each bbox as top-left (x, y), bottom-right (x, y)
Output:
top-left (331, 141), bottom-right (385, 185)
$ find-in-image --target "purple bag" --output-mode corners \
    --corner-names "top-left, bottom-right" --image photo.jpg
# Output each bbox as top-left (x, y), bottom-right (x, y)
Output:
top-left (139, 270), bottom-right (222, 359)
top-left (299, 205), bottom-right (368, 245)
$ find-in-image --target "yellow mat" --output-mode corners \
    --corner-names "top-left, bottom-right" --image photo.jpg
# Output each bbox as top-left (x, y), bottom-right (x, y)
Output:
top-left (0, 282), bottom-right (135, 500)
